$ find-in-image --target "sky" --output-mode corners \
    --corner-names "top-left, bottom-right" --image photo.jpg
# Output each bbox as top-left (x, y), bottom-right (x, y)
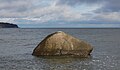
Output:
top-left (0, 0), bottom-right (120, 28)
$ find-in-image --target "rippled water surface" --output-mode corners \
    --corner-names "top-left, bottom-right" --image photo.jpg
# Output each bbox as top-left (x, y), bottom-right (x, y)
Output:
top-left (0, 28), bottom-right (120, 70)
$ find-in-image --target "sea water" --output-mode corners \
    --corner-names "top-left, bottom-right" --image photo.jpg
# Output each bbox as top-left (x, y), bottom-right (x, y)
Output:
top-left (0, 28), bottom-right (120, 70)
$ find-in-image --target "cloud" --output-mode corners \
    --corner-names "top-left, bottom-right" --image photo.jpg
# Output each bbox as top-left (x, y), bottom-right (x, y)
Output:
top-left (0, 0), bottom-right (120, 28)
top-left (56, 0), bottom-right (120, 13)
top-left (0, 0), bottom-right (32, 18)
top-left (96, 0), bottom-right (120, 12)
top-left (0, 0), bottom-right (94, 22)
top-left (0, 18), bottom-right (16, 23)
top-left (95, 12), bottom-right (120, 22)
top-left (56, 0), bottom-right (103, 6)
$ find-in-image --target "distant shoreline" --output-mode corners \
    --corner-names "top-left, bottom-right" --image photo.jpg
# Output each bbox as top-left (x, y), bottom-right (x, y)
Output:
top-left (1, 27), bottom-right (120, 29)
top-left (0, 27), bottom-right (120, 29)
top-left (0, 22), bottom-right (19, 28)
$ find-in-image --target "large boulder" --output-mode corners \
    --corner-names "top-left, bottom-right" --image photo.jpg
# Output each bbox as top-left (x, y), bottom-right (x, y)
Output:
top-left (32, 31), bottom-right (93, 57)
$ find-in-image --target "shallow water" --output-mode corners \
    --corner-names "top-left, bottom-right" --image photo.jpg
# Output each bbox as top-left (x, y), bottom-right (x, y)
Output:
top-left (0, 28), bottom-right (120, 70)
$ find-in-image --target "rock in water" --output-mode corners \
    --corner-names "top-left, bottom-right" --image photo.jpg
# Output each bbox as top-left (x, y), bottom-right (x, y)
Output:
top-left (32, 31), bottom-right (93, 57)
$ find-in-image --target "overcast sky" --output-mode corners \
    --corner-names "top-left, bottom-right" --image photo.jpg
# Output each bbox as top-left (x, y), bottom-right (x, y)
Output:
top-left (0, 0), bottom-right (120, 28)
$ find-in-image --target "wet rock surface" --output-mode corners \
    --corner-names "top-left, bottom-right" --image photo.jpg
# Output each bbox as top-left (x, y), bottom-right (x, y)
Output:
top-left (32, 31), bottom-right (93, 57)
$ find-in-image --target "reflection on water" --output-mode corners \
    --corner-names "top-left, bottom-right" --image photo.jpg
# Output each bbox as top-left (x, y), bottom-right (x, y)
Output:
top-left (36, 56), bottom-right (92, 64)
top-left (0, 28), bottom-right (120, 70)
top-left (37, 57), bottom-right (93, 70)
top-left (0, 54), bottom-right (119, 70)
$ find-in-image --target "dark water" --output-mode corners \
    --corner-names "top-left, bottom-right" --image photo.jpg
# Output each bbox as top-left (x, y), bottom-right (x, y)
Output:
top-left (0, 28), bottom-right (120, 70)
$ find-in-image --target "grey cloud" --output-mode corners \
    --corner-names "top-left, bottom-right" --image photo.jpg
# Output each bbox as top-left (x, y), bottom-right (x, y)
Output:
top-left (0, 0), bottom-right (120, 24)
top-left (56, 0), bottom-right (102, 6)
top-left (0, 0), bottom-right (32, 18)
top-left (0, 0), bottom-right (87, 21)
top-left (99, 0), bottom-right (120, 12)
top-left (57, 0), bottom-right (120, 12)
